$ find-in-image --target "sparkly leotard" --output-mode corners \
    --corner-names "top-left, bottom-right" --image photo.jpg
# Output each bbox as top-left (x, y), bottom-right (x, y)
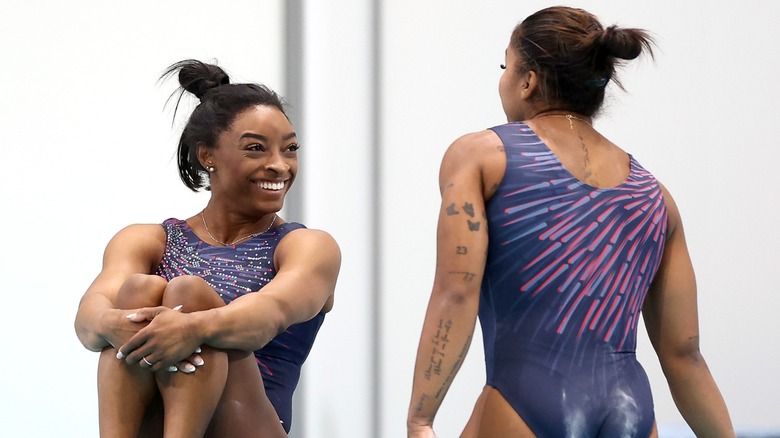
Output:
top-left (155, 218), bottom-right (324, 433)
top-left (480, 122), bottom-right (667, 437)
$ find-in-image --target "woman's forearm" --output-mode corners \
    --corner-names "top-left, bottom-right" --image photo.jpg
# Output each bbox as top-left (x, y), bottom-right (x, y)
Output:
top-left (74, 293), bottom-right (116, 351)
top-left (193, 290), bottom-right (300, 353)
top-left (663, 353), bottom-right (735, 437)
top-left (408, 286), bottom-right (479, 429)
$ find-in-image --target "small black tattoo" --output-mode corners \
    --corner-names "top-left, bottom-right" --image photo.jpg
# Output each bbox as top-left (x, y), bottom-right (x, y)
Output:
top-left (467, 220), bottom-right (480, 231)
top-left (456, 246), bottom-right (468, 255)
top-left (462, 202), bottom-right (475, 217)
top-left (445, 203), bottom-right (459, 216)
top-left (449, 271), bottom-right (477, 282)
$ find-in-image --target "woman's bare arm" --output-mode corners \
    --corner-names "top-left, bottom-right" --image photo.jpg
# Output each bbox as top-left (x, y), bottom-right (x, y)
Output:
top-left (74, 224), bottom-right (165, 351)
top-left (642, 184), bottom-right (735, 437)
top-left (118, 228), bottom-right (341, 369)
top-left (407, 132), bottom-right (498, 434)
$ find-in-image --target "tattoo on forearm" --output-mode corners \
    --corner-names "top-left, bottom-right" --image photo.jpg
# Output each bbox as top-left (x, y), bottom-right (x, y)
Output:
top-left (424, 319), bottom-right (453, 381)
top-left (448, 271), bottom-right (477, 282)
top-left (456, 246), bottom-right (468, 255)
top-left (414, 394), bottom-right (429, 413)
top-left (467, 220), bottom-right (481, 231)
top-left (445, 203), bottom-right (459, 216)
top-left (435, 334), bottom-right (473, 399)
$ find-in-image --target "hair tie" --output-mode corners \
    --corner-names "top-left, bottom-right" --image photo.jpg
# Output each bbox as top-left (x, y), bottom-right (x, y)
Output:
top-left (585, 77), bottom-right (609, 88)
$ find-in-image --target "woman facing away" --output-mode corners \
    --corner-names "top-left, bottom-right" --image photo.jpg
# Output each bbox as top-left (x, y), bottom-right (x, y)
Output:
top-left (74, 60), bottom-right (340, 437)
top-left (407, 6), bottom-right (734, 438)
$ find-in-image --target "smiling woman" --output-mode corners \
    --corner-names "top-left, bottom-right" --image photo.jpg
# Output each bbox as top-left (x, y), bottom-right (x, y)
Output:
top-left (74, 60), bottom-right (341, 437)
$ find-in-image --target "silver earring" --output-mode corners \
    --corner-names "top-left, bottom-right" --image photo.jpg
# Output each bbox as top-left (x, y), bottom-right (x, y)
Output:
top-left (207, 166), bottom-right (216, 172)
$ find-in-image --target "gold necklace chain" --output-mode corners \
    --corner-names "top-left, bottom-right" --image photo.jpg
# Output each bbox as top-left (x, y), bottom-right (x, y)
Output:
top-left (532, 113), bottom-right (592, 129)
top-left (200, 211), bottom-right (277, 246)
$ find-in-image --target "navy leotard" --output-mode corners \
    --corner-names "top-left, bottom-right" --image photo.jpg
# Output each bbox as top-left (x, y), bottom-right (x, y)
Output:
top-left (155, 218), bottom-right (324, 433)
top-left (480, 122), bottom-right (667, 437)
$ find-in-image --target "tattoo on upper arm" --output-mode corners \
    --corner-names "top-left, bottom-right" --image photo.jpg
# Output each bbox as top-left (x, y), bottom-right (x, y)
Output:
top-left (456, 246), bottom-right (468, 255)
top-left (467, 220), bottom-right (481, 231)
top-left (424, 319), bottom-right (453, 381)
top-left (445, 203), bottom-right (459, 216)
top-left (462, 202), bottom-right (475, 218)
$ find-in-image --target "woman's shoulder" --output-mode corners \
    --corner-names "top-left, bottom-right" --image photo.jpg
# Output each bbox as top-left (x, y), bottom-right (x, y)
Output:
top-left (450, 128), bottom-right (504, 150)
top-left (276, 224), bottom-right (341, 260)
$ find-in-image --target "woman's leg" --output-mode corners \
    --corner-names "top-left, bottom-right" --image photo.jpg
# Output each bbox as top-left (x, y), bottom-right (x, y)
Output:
top-left (461, 386), bottom-right (536, 438)
top-left (205, 351), bottom-right (286, 438)
top-left (155, 275), bottom-right (229, 438)
top-left (98, 274), bottom-right (167, 438)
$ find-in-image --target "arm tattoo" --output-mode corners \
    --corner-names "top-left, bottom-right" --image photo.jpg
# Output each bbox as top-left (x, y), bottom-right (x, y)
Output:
top-left (467, 220), bottom-right (480, 231)
top-left (414, 394), bottom-right (429, 413)
top-left (456, 246), bottom-right (468, 255)
top-left (435, 334), bottom-right (473, 399)
top-left (445, 203), bottom-right (459, 216)
top-left (462, 202), bottom-right (475, 217)
top-left (424, 319), bottom-right (453, 380)
top-left (448, 271), bottom-right (477, 282)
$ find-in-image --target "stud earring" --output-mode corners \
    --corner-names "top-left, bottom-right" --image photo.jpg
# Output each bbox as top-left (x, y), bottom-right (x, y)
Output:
top-left (207, 165), bottom-right (216, 172)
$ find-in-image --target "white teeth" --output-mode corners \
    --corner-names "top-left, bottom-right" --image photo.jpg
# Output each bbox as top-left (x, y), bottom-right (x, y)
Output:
top-left (259, 181), bottom-right (285, 190)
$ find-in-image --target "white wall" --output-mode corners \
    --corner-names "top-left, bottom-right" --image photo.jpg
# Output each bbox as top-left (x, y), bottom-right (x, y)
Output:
top-left (2, 1), bottom-right (778, 437)
top-left (378, 1), bottom-right (780, 437)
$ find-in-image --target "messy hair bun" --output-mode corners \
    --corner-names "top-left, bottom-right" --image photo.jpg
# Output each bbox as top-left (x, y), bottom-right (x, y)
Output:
top-left (510, 6), bottom-right (654, 116)
top-left (165, 59), bottom-right (231, 100)
top-left (599, 25), bottom-right (651, 61)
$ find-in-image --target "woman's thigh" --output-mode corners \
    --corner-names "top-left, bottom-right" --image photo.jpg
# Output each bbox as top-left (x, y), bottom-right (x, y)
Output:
top-left (205, 350), bottom-right (286, 438)
top-left (462, 386), bottom-right (536, 438)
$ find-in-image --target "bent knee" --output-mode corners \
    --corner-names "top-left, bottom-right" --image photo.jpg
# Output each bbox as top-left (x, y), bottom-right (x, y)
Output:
top-left (116, 274), bottom-right (167, 308)
top-left (163, 275), bottom-right (225, 311)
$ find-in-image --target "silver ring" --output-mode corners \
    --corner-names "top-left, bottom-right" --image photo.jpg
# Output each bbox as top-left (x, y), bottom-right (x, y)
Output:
top-left (142, 356), bottom-right (154, 367)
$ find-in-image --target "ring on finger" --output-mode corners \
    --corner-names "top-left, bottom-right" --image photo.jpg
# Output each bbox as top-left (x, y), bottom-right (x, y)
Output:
top-left (142, 356), bottom-right (154, 367)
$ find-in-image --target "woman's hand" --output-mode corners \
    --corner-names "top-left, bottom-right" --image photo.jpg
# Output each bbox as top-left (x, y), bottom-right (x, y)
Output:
top-left (407, 424), bottom-right (437, 438)
top-left (116, 306), bottom-right (205, 373)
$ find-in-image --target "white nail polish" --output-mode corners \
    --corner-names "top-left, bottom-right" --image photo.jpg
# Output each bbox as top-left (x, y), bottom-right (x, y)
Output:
top-left (167, 365), bottom-right (178, 372)
top-left (194, 347), bottom-right (202, 354)
top-left (126, 313), bottom-right (136, 319)
top-left (116, 351), bottom-right (125, 360)
top-left (173, 305), bottom-right (183, 311)
top-left (183, 363), bottom-right (196, 373)
top-left (194, 357), bottom-right (205, 366)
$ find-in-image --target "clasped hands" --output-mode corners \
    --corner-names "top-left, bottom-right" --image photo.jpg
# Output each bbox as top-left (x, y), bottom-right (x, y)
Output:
top-left (115, 305), bottom-right (205, 374)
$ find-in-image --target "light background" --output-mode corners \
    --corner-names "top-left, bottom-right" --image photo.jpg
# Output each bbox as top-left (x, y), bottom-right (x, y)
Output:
top-left (1, 1), bottom-right (778, 437)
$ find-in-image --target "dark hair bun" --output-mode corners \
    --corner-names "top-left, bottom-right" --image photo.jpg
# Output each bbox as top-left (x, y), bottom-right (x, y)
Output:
top-left (167, 59), bottom-right (230, 100)
top-left (600, 25), bottom-right (644, 60)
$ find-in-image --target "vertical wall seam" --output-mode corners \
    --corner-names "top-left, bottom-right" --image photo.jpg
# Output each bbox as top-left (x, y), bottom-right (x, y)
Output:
top-left (283, 2), bottom-right (305, 437)
top-left (370, 0), bottom-right (383, 437)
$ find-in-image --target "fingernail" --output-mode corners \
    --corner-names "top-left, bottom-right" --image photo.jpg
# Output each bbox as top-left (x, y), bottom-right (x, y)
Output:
top-left (193, 356), bottom-right (204, 366)
top-left (167, 365), bottom-right (178, 372)
top-left (194, 347), bottom-right (202, 354)
top-left (173, 305), bottom-right (183, 311)
top-left (182, 363), bottom-right (196, 373)
top-left (116, 351), bottom-right (125, 360)
top-left (126, 313), bottom-right (136, 319)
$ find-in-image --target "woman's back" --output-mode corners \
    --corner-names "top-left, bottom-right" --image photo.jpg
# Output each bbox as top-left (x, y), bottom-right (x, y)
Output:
top-left (479, 120), bottom-right (667, 436)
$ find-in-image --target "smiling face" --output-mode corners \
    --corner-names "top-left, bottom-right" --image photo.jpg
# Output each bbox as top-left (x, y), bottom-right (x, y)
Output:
top-left (199, 104), bottom-right (298, 217)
